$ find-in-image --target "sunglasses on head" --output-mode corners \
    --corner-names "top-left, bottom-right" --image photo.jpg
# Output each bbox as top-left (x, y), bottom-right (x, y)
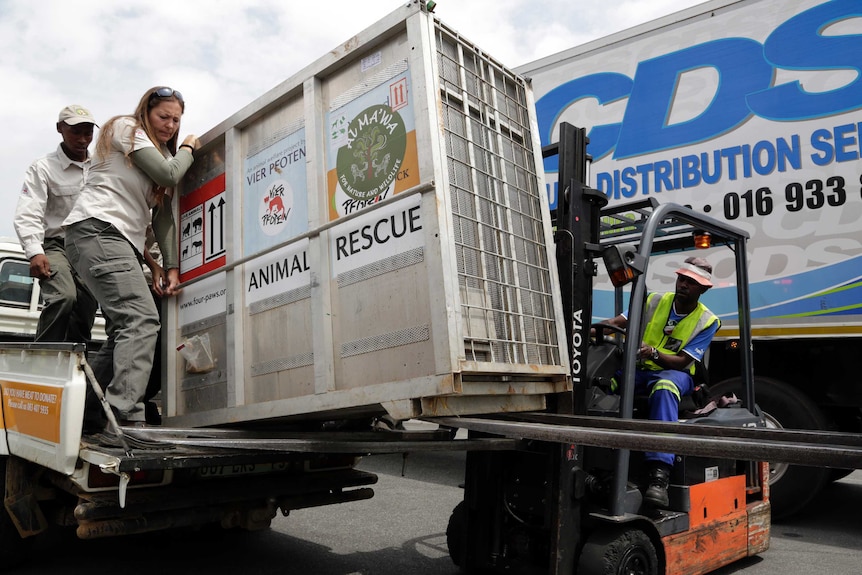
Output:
top-left (150, 87), bottom-right (183, 102)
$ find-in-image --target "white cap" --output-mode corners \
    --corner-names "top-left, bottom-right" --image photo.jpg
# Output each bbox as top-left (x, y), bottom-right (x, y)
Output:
top-left (58, 105), bottom-right (98, 127)
top-left (675, 257), bottom-right (713, 287)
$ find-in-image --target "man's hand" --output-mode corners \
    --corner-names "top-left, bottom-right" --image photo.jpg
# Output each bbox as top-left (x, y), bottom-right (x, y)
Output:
top-left (29, 254), bottom-right (52, 280)
top-left (637, 344), bottom-right (657, 361)
top-left (150, 264), bottom-right (166, 297)
top-left (162, 268), bottom-right (182, 297)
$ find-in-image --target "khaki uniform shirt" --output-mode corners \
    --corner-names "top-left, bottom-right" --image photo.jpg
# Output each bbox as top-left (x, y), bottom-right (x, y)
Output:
top-left (14, 144), bottom-right (89, 259)
top-left (63, 117), bottom-right (163, 255)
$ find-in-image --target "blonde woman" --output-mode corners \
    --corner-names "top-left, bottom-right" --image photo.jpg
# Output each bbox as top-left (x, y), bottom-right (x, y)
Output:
top-left (64, 86), bottom-right (199, 428)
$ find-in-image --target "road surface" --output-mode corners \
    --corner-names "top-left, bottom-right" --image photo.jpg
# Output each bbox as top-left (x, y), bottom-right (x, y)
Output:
top-left (13, 451), bottom-right (862, 574)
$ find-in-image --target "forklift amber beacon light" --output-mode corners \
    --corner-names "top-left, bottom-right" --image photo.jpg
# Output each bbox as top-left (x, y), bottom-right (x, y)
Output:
top-left (693, 230), bottom-right (712, 249)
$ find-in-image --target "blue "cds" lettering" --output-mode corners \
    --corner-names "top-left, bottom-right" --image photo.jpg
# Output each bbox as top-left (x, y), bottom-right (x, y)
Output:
top-left (536, 0), bottom-right (862, 170)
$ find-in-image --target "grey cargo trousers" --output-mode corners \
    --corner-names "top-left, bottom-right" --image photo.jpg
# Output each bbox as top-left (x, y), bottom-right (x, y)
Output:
top-left (65, 218), bottom-right (159, 422)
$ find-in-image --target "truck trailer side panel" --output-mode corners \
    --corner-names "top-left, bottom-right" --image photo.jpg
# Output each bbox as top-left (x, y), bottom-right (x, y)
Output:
top-left (516, 0), bottom-right (862, 518)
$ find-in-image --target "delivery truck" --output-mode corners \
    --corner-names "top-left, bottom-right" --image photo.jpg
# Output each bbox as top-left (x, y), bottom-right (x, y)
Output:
top-left (516, 0), bottom-right (862, 519)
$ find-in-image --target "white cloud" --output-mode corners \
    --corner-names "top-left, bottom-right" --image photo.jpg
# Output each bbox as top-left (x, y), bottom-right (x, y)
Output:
top-left (0, 0), bottom-right (705, 238)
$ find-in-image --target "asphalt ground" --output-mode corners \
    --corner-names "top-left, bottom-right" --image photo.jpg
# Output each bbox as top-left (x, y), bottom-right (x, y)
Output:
top-left (11, 451), bottom-right (862, 574)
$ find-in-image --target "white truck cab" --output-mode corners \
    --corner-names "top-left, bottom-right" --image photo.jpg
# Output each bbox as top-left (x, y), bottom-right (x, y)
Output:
top-left (0, 236), bottom-right (105, 342)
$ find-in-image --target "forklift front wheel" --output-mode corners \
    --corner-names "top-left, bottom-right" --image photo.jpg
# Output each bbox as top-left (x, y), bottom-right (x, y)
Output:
top-left (576, 526), bottom-right (658, 575)
top-left (445, 500), bottom-right (466, 567)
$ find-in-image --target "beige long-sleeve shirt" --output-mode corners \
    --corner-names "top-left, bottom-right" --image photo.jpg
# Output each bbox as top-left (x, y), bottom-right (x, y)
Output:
top-left (14, 144), bottom-right (89, 259)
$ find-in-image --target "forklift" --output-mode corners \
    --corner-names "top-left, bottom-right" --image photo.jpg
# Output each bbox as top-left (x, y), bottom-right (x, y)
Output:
top-left (442, 123), bottom-right (770, 575)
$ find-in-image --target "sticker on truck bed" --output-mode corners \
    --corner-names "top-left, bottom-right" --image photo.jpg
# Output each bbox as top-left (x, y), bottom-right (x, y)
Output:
top-left (1, 381), bottom-right (62, 443)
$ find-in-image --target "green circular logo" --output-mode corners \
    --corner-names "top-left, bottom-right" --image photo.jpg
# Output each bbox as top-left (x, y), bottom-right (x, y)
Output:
top-left (336, 105), bottom-right (406, 201)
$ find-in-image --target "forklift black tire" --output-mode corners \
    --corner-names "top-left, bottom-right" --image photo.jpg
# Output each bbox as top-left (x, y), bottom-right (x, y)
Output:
top-left (0, 457), bottom-right (33, 569)
top-left (710, 376), bottom-right (831, 520)
top-left (446, 500), bottom-right (467, 568)
top-left (576, 526), bottom-right (658, 575)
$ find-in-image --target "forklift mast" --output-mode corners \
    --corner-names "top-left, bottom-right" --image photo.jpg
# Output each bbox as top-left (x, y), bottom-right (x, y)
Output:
top-left (543, 123), bottom-right (611, 574)
top-left (542, 123), bottom-right (607, 415)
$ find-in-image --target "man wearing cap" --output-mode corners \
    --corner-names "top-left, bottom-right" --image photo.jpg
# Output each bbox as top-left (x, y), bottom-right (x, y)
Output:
top-left (601, 256), bottom-right (720, 508)
top-left (13, 105), bottom-right (100, 342)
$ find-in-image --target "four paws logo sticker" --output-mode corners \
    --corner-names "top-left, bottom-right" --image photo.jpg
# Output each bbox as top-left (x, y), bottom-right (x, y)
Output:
top-left (258, 180), bottom-right (293, 236)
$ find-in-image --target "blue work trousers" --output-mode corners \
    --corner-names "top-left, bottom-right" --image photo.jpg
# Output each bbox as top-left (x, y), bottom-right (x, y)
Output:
top-left (633, 369), bottom-right (694, 467)
top-left (65, 218), bottom-right (159, 422)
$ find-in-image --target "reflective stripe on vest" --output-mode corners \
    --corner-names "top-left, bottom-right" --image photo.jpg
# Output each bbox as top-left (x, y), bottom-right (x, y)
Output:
top-left (641, 292), bottom-right (720, 374)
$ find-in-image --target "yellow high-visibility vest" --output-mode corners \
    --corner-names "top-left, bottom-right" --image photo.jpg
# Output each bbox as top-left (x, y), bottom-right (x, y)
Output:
top-left (641, 292), bottom-right (720, 374)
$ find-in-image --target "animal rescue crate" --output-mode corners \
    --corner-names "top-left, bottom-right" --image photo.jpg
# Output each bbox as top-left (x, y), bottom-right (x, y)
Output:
top-left (164, 1), bottom-right (570, 427)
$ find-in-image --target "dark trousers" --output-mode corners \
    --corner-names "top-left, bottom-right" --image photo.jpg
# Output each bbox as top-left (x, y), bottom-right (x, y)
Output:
top-left (35, 237), bottom-right (98, 343)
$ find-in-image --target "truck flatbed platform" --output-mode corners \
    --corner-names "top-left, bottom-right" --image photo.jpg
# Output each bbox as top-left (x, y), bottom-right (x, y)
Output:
top-left (78, 425), bottom-right (523, 473)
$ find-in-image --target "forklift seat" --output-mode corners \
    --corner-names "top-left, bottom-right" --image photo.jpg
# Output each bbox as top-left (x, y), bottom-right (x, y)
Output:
top-left (586, 347), bottom-right (712, 419)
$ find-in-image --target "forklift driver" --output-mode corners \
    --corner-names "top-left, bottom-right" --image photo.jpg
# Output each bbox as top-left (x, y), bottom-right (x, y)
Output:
top-left (600, 256), bottom-right (720, 508)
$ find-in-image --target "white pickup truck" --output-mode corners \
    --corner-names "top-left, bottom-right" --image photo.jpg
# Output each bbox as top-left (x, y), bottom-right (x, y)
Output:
top-left (0, 237), bottom-right (46, 341)
top-left (0, 237), bottom-right (105, 342)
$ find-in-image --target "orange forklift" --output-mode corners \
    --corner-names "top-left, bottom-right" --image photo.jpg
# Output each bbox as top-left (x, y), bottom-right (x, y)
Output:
top-left (443, 123), bottom-right (770, 575)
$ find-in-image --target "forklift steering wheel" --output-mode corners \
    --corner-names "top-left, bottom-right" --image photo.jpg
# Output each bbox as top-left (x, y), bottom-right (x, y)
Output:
top-left (590, 322), bottom-right (627, 344)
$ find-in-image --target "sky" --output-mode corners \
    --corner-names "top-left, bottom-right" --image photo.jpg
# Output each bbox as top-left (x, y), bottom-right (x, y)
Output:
top-left (0, 0), bottom-right (706, 239)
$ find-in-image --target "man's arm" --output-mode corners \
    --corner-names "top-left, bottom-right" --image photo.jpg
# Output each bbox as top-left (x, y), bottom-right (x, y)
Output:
top-left (589, 314), bottom-right (627, 340)
top-left (14, 161), bottom-right (51, 279)
top-left (595, 310), bottom-right (694, 369)
top-left (642, 346), bottom-right (695, 371)
top-left (648, 317), bottom-right (720, 371)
